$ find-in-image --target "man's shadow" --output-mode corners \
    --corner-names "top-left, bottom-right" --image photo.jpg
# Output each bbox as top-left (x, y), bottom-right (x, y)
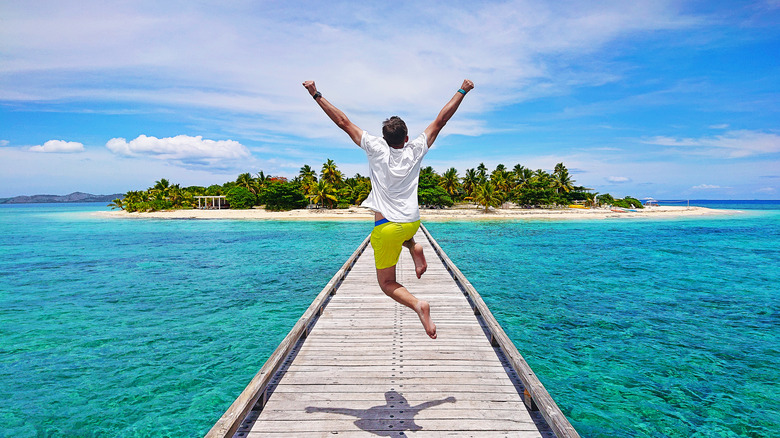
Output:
top-left (306, 390), bottom-right (456, 436)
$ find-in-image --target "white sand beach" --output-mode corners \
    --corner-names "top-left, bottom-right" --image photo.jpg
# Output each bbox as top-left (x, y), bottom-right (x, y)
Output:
top-left (96, 204), bottom-right (738, 221)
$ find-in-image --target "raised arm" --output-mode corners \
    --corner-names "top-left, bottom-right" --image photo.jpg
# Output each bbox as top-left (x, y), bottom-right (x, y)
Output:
top-left (424, 79), bottom-right (474, 147)
top-left (303, 80), bottom-right (363, 146)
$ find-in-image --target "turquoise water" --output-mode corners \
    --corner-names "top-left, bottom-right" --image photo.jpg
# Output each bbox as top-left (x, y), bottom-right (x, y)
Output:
top-left (426, 208), bottom-right (780, 438)
top-left (0, 205), bottom-right (367, 437)
top-left (1, 203), bottom-right (778, 437)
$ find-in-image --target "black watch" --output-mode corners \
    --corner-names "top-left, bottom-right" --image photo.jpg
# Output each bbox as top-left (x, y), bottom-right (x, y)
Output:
top-left (313, 91), bottom-right (322, 100)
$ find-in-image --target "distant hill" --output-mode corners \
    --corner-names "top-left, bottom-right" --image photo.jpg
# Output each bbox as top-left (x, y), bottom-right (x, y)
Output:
top-left (0, 192), bottom-right (124, 204)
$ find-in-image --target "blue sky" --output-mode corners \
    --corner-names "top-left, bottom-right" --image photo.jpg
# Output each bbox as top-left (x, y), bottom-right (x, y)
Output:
top-left (1, 0), bottom-right (778, 199)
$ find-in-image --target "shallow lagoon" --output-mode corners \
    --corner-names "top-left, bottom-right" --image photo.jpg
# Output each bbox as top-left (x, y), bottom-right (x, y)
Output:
top-left (1, 203), bottom-right (777, 437)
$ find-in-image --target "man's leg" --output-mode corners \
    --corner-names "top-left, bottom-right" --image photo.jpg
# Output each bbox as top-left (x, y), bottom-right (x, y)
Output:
top-left (376, 265), bottom-right (436, 339)
top-left (402, 238), bottom-right (427, 279)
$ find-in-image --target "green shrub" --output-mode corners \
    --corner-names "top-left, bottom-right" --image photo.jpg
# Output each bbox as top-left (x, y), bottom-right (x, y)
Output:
top-left (261, 183), bottom-right (308, 211)
top-left (624, 197), bottom-right (643, 209)
top-left (418, 186), bottom-right (454, 207)
top-left (610, 197), bottom-right (644, 209)
top-left (598, 193), bottom-right (615, 205)
top-left (226, 186), bottom-right (256, 209)
top-left (205, 184), bottom-right (223, 196)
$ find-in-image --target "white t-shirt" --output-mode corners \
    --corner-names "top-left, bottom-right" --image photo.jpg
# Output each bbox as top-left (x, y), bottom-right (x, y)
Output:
top-left (359, 131), bottom-right (429, 223)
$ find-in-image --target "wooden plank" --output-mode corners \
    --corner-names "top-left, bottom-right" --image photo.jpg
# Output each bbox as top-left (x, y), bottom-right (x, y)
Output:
top-left (243, 419), bottom-right (545, 433)
top-left (243, 432), bottom-right (546, 438)
top-left (260, 396), bottom-right (530, 410)
top-left (268, 384), bottom-right (523, 395)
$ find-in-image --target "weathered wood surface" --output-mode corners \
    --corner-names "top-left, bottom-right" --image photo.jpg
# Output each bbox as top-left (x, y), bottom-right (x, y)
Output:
top-left (220, 226), bottom-right (576, 437)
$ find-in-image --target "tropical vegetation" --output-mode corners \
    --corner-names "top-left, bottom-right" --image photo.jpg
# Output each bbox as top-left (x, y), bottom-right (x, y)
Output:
top-left (109, 161), bottom-right (643, 212)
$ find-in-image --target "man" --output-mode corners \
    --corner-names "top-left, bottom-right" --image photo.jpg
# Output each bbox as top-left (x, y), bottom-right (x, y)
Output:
top-left (302, 79), bottom-right (474, 339)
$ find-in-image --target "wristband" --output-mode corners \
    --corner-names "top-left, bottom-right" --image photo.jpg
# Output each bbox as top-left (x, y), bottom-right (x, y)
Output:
top-left (313, 91), bottom-right (322, 99)
top-left (457, 88), bottom-right (467, 95)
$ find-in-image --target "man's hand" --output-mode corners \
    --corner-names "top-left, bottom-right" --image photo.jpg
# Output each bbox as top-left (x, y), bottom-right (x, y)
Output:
top-left (302, 80), bottom-right (317, 97)
top-left (424, 79), bottom-right (474, 147)
top-left (302, 80), bottom-right (363, 146)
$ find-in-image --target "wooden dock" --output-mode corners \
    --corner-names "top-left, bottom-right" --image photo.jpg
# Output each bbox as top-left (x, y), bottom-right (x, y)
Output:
top-left (207, 225), bottom-right (579, 437)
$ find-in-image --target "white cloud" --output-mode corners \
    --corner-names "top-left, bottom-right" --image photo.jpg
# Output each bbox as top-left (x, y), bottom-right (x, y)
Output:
top-left (709, 124), bottom-right (729, 130)
top-left (0, 147), bottom-right (238, 197)
top-left (642, 130), bottom-right (780, 158)
top-left (0, 1), bottom-right (702, 141)
top-left (0, 140), bottom-right (9, 147)
top-left (642, 136), bottom-right (702, 147)
top-left (105, 135), bottom-right (250, 169)
top-left (3, 2), bottom-right (776, 200)
top-left (607, 176), bottom-right (631, 183)
top-left (29, 140), bottom-right (85, 153)
top-left (755, 187), bottom-right (777, 194)
top-left (692, 184), bottom-right (723, 190)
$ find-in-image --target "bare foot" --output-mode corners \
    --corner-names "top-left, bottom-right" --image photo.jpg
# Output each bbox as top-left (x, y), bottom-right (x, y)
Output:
top-left (415, 300), bottom-right (437, 339)
top-left (411, 243), bottom-right (427, 279)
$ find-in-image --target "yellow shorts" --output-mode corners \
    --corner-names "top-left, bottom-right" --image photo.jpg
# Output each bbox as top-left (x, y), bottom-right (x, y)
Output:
top-left (370, 220), bottom-right (421, 269)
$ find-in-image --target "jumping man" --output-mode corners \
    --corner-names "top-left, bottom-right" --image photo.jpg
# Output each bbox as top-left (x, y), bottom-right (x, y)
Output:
top-left (303, 79), bottom-right (475, 339)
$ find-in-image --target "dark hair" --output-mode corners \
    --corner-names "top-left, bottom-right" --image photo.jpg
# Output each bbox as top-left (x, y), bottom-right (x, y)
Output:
top-left (382, 116), bottom-right (407, 147)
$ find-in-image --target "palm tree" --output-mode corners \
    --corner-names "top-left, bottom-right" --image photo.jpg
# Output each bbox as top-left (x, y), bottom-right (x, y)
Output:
top-left (308, 181), bottom-right (338, 208)
top-left (491, 172), bottom-right (511, 200)
top-left (584, 192), bottom-right (599, 208)
top-left (166, 184), bottom-right (192, 208)
top-left (236, 172), bottom-right (252, 187)
top-left (491, 164), bottom-right (510, 202)
top-left (255, 171), bottom-right (269, 188)
top-left (552, 162), bottom-right (574, 195)
top-left (299, 165), bottom-right (318, 195)
top-left (439, 168), bottom-right (460, 197)
top-left (513, 165), bottom-right (533, 189)
top-left (236, 173), bottom-right (260, 196)
top-left (153, 178), bottom-right (170, 192)
top-left (340, 177), bottom-right (363, 205)
top-left (125, 190), bottom-right (147, 204)
top-left (533, 168), bottom-right (550, 181)
top-left (299, 165), bottom-right (317, 181)
top-left (151, 178), bottom-right (171, 199)
top-left (420, 166), bottom-right (439, 180)
top-left (321, 159), bottom-right (342, 187)
top-left (473, 181), bottom-right (503, 212)
top-left (354, 178), bottom-right (371, 205)
top-left (108, 198), bottom-right (124, 210)
top-left (461, 168), bottom-right (479, 202)
top-left (476, 162), bottom-right (487, 180)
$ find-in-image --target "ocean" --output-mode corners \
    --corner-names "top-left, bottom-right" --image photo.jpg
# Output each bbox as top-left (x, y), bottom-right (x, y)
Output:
top-left (1, 202), bottom-right (778, 437)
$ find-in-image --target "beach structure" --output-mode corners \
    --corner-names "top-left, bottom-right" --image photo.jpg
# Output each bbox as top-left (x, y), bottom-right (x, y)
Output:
top-left (643, 198), bottom-right (659, 207)
top-left (195, 195), bottom-right (227, 209)
top-left (207, 225), bottom-right (579, 437)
